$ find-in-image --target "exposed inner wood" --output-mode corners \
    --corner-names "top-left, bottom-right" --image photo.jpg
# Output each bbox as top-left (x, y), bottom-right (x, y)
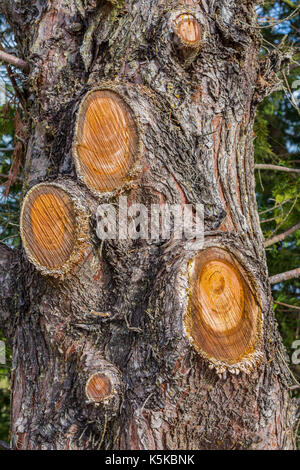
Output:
top-left (175, 14), bottom-right (202, 46)
top-left (74, 89), bottom-right (138, 192)
top-left (186, 248), bottom-right (259, 363)
top-left (86, 373), bottom-right (112, 402)
top-left (21, 185), bottom-right (75, 269)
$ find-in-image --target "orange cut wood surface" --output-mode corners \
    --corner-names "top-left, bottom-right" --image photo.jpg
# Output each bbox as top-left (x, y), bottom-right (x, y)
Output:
top-left (74, 90), bottom-right (138, 192)
top-left (86, 373), bottom-right (112, 402)
top-left (21, 186), bottom-right (75, 269)
top-left (186, 248), bottom-right (259, 363)
top-left (175, 14), bottom-right (202, 46)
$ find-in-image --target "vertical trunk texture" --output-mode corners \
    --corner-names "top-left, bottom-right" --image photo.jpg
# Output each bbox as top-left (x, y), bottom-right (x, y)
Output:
top-left (0, 0), bottom-right (297, 450)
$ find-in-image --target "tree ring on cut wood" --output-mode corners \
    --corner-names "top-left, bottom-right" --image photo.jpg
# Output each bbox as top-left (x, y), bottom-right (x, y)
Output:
top-left (73, 89), bottom-right (139, 193)
top-left (20, 182), bottom-right (89, 277)
top-left (184, 248), bottom-right (262, 371)
top-left (85, 373), bottom-right (113, 403)
top-left (174, 13), bottom-right (202, 47)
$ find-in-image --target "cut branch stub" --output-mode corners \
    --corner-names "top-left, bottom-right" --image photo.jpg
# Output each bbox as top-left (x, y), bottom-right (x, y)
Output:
top-left (73, 89), bottom-right (139, 193)
top-left (174, 13), bottom-right (202, 47)
top-left (185, 248), bottom-right (262, 371)
top-left (85, 373), bottom-right (112, 403)
top-left (20, 183), bottom-right (89, 277)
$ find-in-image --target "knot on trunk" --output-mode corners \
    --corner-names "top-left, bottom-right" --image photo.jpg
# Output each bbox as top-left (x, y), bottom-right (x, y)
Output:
top-left (184, 247), bottom-right (263, 377)
top-left (73, 87), bottom-right (140, 195)
top-left (167, 8), bottom-right (207, 66)
top-left (20, 181), bottom-right (90, 278)
top-left (86, 373), bottom-right (113, 403)
top-left (83, 356), bottom-right (124, 415)
top-left (173, 13), bottom-right (202, 48)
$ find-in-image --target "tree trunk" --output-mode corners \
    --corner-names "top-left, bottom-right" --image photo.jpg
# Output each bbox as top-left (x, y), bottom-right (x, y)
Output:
top-left (0, 0), bottom-right (297, 450)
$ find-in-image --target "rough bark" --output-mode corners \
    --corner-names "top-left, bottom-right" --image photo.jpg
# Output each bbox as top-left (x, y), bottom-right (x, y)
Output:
top-left (0, 0), bottom-right (297, 450)
top-left (0, 242), bottom-right (18, 341)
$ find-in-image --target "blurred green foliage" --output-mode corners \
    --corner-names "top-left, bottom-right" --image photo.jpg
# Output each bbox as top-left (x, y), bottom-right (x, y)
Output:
top-left (254, 2), bottom-right (300, 371)
top-left (0, 14), bottom-right (23, 445)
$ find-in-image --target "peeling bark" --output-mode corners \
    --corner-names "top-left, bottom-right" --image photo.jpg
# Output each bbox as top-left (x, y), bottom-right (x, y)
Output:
top-left (0, 0), bottom-right (297, 450)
